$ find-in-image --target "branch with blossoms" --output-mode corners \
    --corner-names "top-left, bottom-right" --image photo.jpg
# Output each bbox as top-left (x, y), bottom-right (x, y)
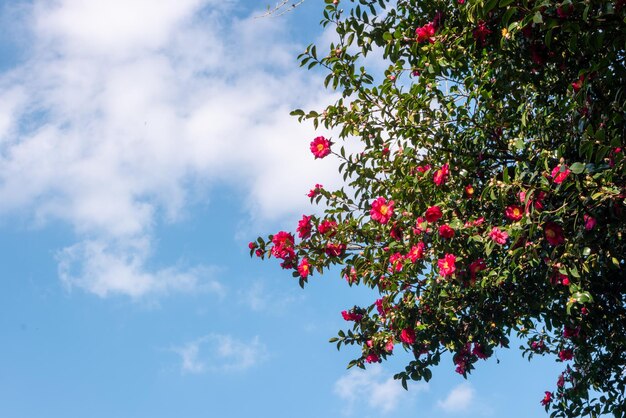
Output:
top-left (251, 0), bottom-right (626, 416)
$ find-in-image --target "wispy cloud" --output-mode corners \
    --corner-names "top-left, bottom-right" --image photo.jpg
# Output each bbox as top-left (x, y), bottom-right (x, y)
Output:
top-left (437, 383), bottom-right (475, 413)
top-left (334, 365), bottom-right (428, 415)
top-left (237, 280), bottom-right (303, 314)
top-left (0, 0), bottom-right (342, 298)
top-left (173, 333), bottom-right (267, 374)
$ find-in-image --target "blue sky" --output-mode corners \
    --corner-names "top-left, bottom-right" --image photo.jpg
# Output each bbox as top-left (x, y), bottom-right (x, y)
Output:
top-left (0, 1), bottom-right (564, 417)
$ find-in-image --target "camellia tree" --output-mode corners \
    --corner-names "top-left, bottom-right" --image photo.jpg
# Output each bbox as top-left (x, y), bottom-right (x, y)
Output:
top-left (251, 0), bottom-right (626, 416)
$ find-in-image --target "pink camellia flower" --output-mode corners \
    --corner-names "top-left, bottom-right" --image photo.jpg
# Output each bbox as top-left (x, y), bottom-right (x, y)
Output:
top-left (365, 352), bottom-right (380, 363)
top-left (297, 215), bottom-right (313, 239)
top-left (407, 242), bottom-right (426, 262)
top-left (415, 21), bottom-right (436, 43)
top-left (425, 205), bottom-right (443, 222)
top-left (489, 227), bottom-right (509, 245)
top-left (341, 310), bottom-right (363, 322)
top-left (248, 242), bottom-right (257, 250)
top-left (310, 136), bottom-right (331, 158)
top-left (318, 219), bottom-right (337, 236)
top-left (385, 339), bottom-right (395, 353)
top-left (505, 205), bottom-right (524, 221)
top-left (473, 20), bottom-right (492, 45)
top-left (433, 163), bottom-right (450, 186)
top-left (584, 214), bottom-right (597, 231)
top-left (400, 328), bottom-right (416, 345)
top-left (531, 340), bottom-right (546, 352)
top-left (438, 253), bottom-right (457, 277)
top-left (271, 231), bottom-right (295, 260)
top-left (439, 224), bottom-right (455, 239)
top-left (473, 217), bottom-right (485, 227)
top-left (558, 349), bottom-right (574, 361)
top-left (416, 164), bottom-right (431, 173)
top-left (544, 222), bottom-right (565, 246)
top-left (551, 164), bottom-right (571, 184)
top-left (557, 374), bottom-right (565, 388)
top-left (414, 216), bottom-right (431, 235)
top-left (255, 249), bottom-right (263, 257)
top-left (370, 197), bottom-right (395, 224)
top-left (541, 391), bottom-right (553, 406)
top-left (307, 183), bottom-right (323, 198)
top-left (298, 257), bottom-right (311, 279)
top-left (345, 267), bottom-right (357, 284)
top-left (389, 252), bottom-right (404, 272)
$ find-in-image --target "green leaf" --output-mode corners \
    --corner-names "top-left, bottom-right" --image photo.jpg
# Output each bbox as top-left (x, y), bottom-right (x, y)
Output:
top-left (570, 162), bottom-right (585, 174)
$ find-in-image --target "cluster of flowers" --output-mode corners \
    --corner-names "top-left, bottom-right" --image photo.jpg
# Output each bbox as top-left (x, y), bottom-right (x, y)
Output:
top-left (453, 343), bottom-right (490, 375)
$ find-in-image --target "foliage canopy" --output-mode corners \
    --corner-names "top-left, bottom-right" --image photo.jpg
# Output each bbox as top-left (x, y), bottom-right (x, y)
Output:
top-left (252, 0), bottom-right (626, 416)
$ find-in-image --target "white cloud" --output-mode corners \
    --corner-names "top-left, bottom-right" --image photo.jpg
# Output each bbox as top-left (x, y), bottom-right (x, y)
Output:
top-left (334, 365), bottom-right (428, 415)
top-left (173, 334), bottom-right (267, 374)
top-left (0, 0), bottom-right (345, 297)
top-left (437, 383), bottom-right (475, 413)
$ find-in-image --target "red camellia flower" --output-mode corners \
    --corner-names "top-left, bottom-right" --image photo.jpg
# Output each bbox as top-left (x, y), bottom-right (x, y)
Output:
top-left (400, 328), bottom-right (416, 345)
top-left (271, 231), bottom-right (295, 260)
top-left (416, 164), bottom-right (431, 173)
top-left (407, 242), bottom-right (425, 262)
top-left (584, 214), bottom-right (597, 231)
top-left (438, 253), bottom-right (456, 277)
top-left (541, 391), bottom-right (553, 406)
top-left (433, 163), bottom-right (450, 186)
top-left (544, 222), bottom-right (565, 245)
top-left (425, 205), bottom-right (443, 222)
top-left (571, 74), bottom-right (584, 93)
top-left (414, 216), bottom-right (431, 235)
top-left (325, 242), bottom-right (346, 257)
top-left (558, 349), bottom-right (574, 361)
top-left (489, 227), bottom-right (509, 245)
top-left (472, 343), bottom-right (489, 360)
top-left (297, 215), bottom-right (313, 239)
top-left (298, 257), bottom-right (311, 279)
top-left (465, 184), bottom-right (475, 198)
top-left (415, 21), bottom-right (436, 43)
top-left (469, 258), bottom-right (487, 279)
top-left (473, 20), bottom-right (492, 45)
top-left (557, 3), bottom-right (574, 18)
top-left (505, 205), bottom-right (524, 221)
top-left (370, 197), bottom-right (395, 224)
top-left (438, 224), bottom-right (455, 239)
top-left (563, 326), bottom-right (580, 339)
top-left (551, 164), bottom-right (571, 184)
top-left (307, 183), bottom-right (323, 198)
top-left (310, 136), bottom-right (331, 158)
top-left (318, 219), bottom-right (337, 236)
